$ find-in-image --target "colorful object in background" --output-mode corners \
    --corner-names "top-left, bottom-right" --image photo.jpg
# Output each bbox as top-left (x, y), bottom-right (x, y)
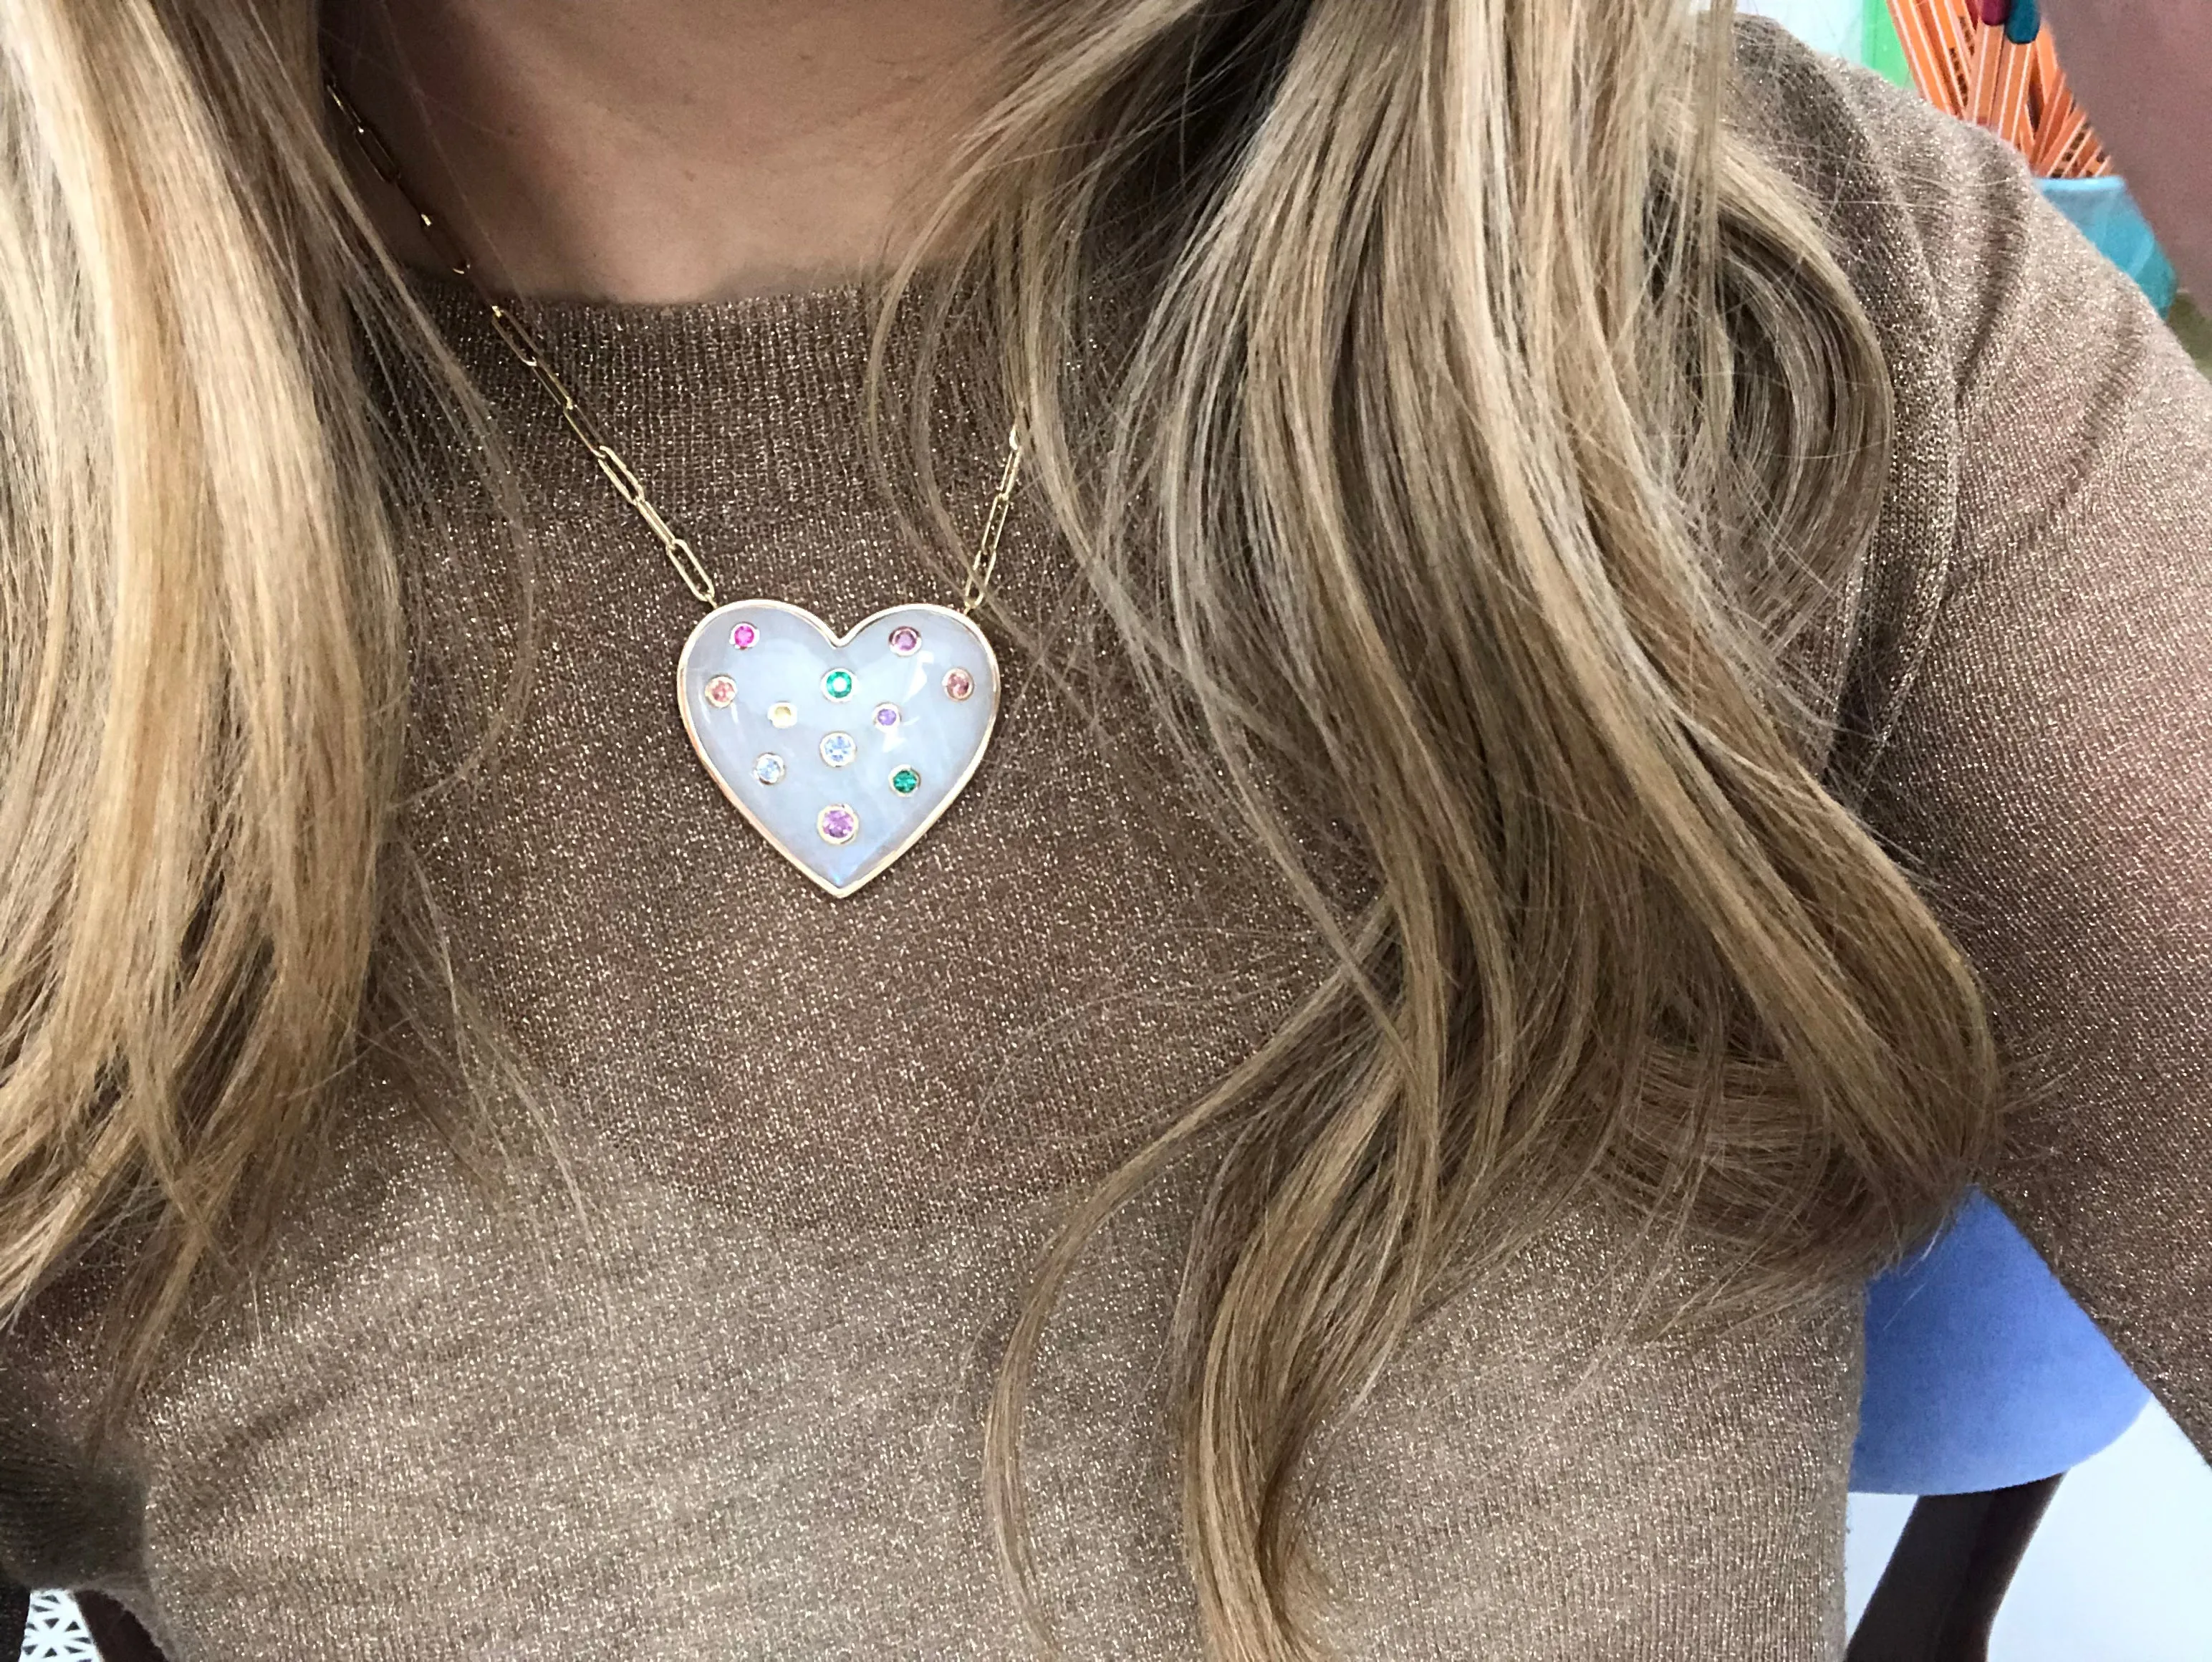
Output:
top-left (1978, 0), bottom-right (2043, 45)
top-left (1852, 1191), bottom-right (2150, 1495)
top-left (1862, 0), bottom-right (1918, 87)
top-left (2041, 176), bottom-right (2182, 314)
top-left (1886, 0), bottom-right (2111, 176)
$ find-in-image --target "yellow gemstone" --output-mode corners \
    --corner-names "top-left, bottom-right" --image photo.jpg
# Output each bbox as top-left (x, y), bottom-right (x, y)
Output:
top-left (769, 702), bottom-right (797, 729)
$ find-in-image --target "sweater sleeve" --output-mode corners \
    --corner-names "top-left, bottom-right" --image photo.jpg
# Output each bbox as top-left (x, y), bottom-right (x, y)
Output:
top-left (0, 1387), bottom-right (148, 1596)
top-left (1824, 61), bottom-right (2212, 1454)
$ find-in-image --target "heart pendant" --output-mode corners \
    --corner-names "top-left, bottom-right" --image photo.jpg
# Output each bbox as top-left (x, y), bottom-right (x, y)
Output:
top-left (675, 600), bottom-right (1000, 898)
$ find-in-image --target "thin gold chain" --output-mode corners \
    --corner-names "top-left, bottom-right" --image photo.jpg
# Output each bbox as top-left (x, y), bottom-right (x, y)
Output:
top-left (324, 77), bottom-right (1023, 617)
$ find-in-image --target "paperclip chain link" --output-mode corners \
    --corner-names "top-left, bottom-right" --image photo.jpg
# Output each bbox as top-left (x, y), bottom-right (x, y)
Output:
top-left (324, 78), bottom-right (1023, 616)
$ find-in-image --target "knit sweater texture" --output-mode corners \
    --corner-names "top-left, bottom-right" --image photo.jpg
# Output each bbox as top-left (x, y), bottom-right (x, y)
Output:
top-left (2, 23), bottom-right (2209, 1661)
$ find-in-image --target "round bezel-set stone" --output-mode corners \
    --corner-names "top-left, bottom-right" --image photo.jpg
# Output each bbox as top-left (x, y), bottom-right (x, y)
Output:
top-left (819, 731), bottom-right (858, 769)
top-left (754, 753), bottom-right (787, 786)
top-left (768, 701), bottom-right (798, 729)
top-left (872, 702), bottom-right (900, 731)
top-left (731, 621), bottom-right (759, 650)
top-left (817, 804), bottom-right (860, 845)
top-left (822, 667), bottom-right (855, 701)
top-left (888, 625), bottom-right (922, 657)
top-left (703, 675), bottom-right (738, 709)
top-left (943, 666), bottom-right (975, 702)
top-left (890, 766), bottom-right (922, 797)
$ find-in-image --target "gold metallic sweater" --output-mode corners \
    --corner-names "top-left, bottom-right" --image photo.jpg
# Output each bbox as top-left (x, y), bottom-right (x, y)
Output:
top-left (3, 24), bottom-right (2208, 1661)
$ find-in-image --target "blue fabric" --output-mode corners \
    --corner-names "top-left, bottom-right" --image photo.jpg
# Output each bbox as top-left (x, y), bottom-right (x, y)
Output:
top-left (2039, 177), bottom-right (2180, 315)
top-left (1851, 1191), bottom-right (2150, 1495)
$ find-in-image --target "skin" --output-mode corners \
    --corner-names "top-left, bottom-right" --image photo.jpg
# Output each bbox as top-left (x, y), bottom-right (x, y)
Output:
top-left (324, 1), bottom-right (2212, 306)
top-left (2041, 0), bottom-right (2212, 301)
top-left (322, 0), bottom-right (1009, 301)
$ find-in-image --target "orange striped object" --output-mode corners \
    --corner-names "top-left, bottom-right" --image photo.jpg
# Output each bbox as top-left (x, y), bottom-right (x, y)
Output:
top-left (1883, 0), bottom-right (2112, 178)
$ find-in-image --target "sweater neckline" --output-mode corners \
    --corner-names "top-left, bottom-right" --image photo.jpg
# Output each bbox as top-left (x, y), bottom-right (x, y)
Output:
top-left (395, 260), bottom-right (940, 518)
top-left (400, 259), bottom-right (891, 375)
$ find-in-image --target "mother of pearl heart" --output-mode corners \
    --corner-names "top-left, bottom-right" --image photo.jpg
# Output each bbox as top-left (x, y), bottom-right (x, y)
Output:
top-left (675, 600), bottom-right (999, 898)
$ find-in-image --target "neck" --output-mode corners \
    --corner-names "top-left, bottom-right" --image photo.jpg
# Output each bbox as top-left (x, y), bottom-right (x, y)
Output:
top-left (324, 0), bottom-right (1008, 302)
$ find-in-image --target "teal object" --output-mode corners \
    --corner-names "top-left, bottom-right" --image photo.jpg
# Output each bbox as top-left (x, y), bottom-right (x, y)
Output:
top-left (2004, 0), bottom-right (2041, 45)
top-left (2039, 177), bottom-right (2180, 315)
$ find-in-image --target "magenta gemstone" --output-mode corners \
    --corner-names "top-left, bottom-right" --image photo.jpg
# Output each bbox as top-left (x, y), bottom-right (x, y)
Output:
top-left (889, 625), bottom-right (921, 656)
top-left (731, 622), bottom-right (759, 650)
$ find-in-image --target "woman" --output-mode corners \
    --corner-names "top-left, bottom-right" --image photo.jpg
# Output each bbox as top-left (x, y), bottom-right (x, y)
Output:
top-left (0, 1), bottom-right (2205, 1658)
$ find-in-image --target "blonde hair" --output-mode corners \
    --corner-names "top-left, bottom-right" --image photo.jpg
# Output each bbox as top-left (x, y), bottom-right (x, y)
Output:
top-left (0, 1), bottom-right (1999, 1657)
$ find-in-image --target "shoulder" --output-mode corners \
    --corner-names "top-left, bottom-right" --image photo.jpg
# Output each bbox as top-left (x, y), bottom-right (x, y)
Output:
top-left (1723, 15), bottom-right (2142, 403)
top-left (1726, 11), bottom-right (2027, 230)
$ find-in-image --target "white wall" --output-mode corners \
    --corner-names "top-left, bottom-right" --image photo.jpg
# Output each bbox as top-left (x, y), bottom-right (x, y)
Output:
top-left (1847, 1402), bottom-right (2212, 1658)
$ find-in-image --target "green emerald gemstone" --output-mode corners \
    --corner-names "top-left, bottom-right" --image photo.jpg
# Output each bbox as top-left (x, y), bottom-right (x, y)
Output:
top-left (890, 767), bottom-right (921, 797)
top-left (823, 668), bottom-right (855, 700)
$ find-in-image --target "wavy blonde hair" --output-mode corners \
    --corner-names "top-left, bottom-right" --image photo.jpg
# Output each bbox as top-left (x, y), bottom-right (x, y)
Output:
top-left (0, 1), bottom-right (1999, 1656)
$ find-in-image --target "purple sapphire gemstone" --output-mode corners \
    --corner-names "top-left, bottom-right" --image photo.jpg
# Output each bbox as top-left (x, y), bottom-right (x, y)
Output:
top-left (817, 804), bottom-right (859, 845)
top-left (873, 703), bottom-right (900, 729)
top-left (888, 625), bottom-right (921, 656)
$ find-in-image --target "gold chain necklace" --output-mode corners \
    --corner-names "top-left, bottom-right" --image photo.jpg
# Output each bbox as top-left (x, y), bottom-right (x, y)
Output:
top-left (327, 78), bottom-right (1024, 900)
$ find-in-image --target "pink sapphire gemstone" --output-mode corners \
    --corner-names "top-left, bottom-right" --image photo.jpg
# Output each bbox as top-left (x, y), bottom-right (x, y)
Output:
top-left (818, 804), bottom-right (859, 845)
top-left (731, 622), bottom-right (759, 650)
top-left (704, 675), bottom-right (738, 708)
top-left (943, 666), bottom-right (975, 702)
top-left (888, 625), bottom-right (921, 656)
